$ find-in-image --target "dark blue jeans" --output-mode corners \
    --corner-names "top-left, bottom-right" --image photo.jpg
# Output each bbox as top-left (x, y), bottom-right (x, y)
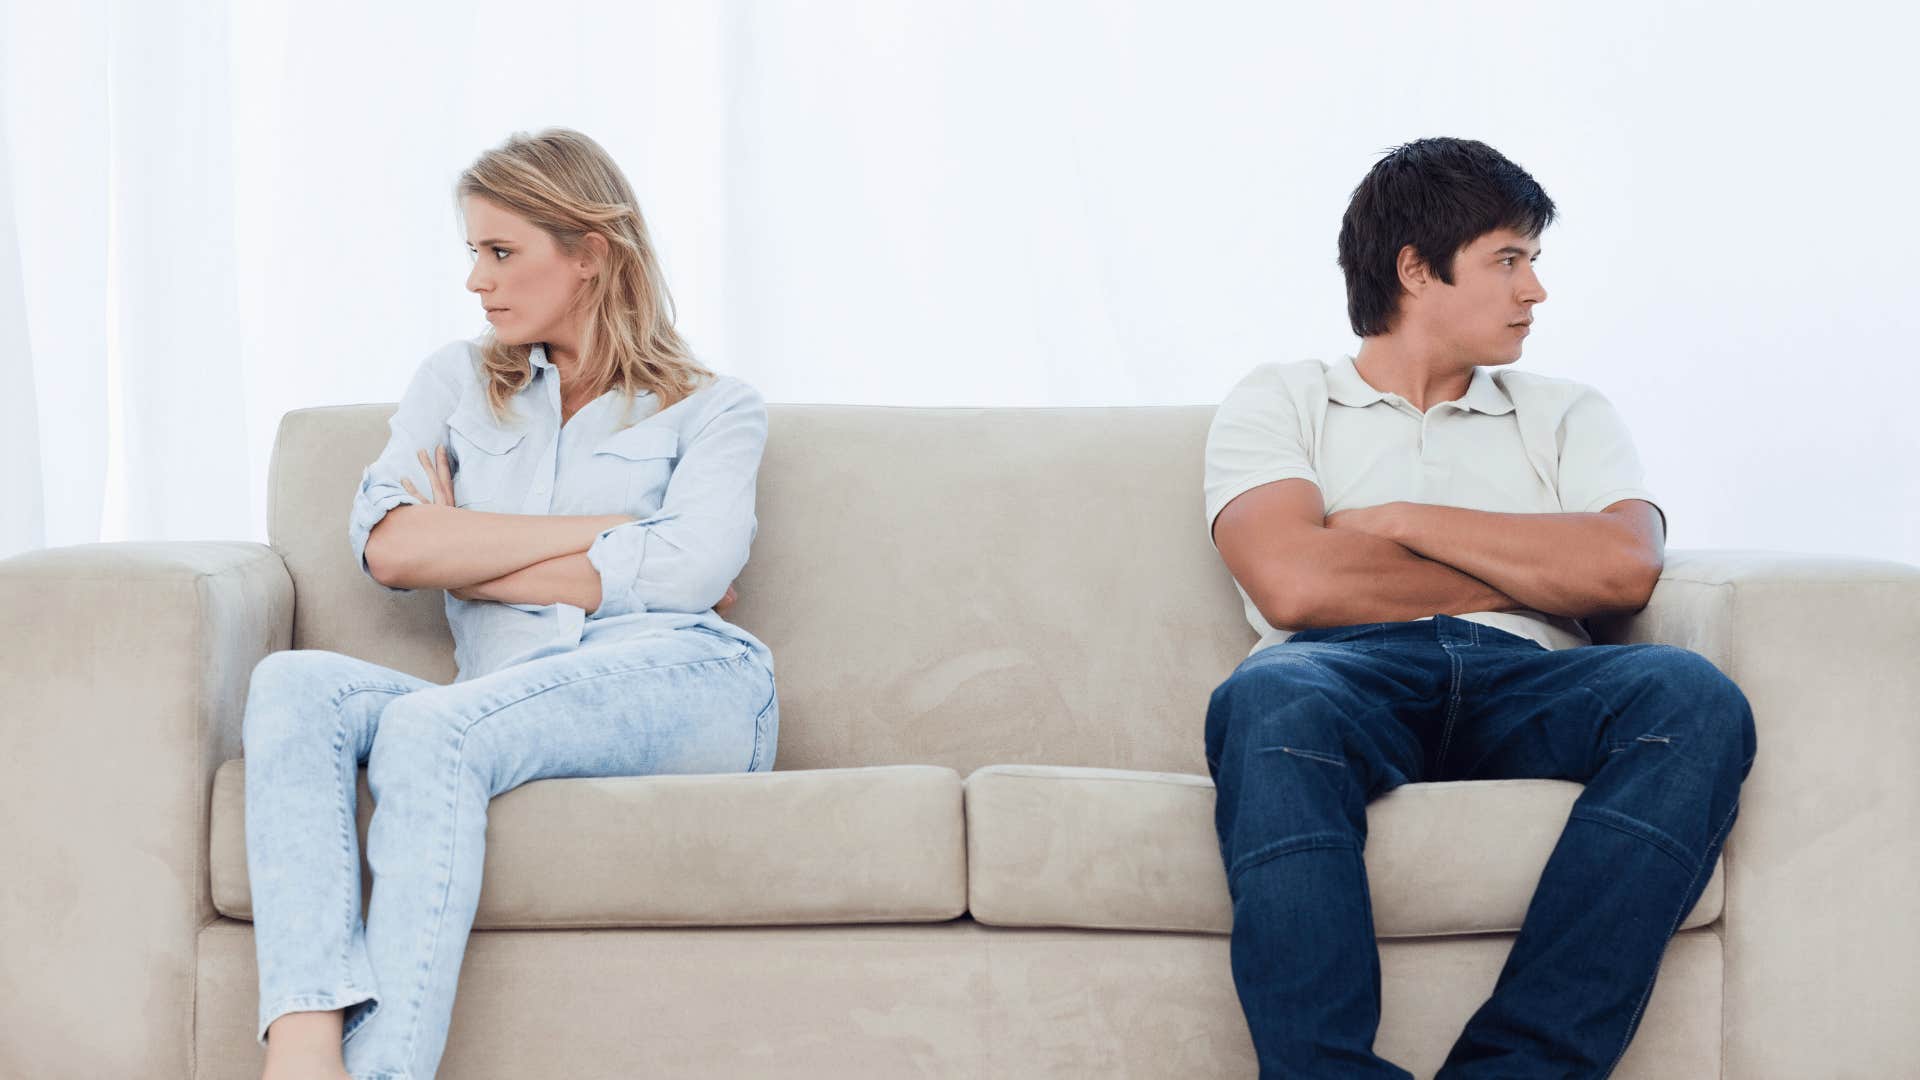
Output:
top-left (1204, 616), bottom-right (1755, 1079)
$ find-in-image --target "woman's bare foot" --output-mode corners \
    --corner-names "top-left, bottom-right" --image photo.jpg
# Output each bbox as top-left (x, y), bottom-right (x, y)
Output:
top-left (260, 1009), bottom-right (351, 1080)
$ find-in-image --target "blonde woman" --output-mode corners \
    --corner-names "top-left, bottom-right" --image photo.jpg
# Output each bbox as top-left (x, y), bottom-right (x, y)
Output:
top-left (241, 129), bottom-right (776, 1080)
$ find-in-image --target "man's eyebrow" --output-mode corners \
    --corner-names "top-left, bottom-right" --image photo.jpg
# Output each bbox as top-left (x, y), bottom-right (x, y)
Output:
top-left (1493, 245), bottom-right (1541, 257)
top-left (466, 238), bottom-right (515, 247)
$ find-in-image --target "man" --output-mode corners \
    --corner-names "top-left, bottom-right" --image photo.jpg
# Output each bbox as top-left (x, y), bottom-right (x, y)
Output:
top-left (1202, 137), bottom-right (1755, 1078)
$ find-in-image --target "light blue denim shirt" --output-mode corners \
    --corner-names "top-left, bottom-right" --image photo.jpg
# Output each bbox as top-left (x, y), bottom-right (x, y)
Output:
top-left (347, 338), bottom-right (772, 682)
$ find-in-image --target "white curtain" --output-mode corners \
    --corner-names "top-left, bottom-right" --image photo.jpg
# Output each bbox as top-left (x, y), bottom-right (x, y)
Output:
top-left (5, 0), bottom-right (1918, 563)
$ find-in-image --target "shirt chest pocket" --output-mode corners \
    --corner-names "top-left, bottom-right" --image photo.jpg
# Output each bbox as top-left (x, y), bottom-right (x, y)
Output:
top-left (446, 408), bottom-right (527, 510)
top-left (590, 424), bottom-right (679, 513)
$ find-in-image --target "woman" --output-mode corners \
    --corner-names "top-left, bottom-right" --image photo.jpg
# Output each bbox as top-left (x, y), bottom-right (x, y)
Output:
top-left (242, 128), bottom-right (776, 1080)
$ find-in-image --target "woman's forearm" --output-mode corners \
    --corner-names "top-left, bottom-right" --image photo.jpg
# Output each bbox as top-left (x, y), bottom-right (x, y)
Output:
top-left (465, 552), bottom-right (604, 611)
top-left (365, 503), bottom-right (629, 590)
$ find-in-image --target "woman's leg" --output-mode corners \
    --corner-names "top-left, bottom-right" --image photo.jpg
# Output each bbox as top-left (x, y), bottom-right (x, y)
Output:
top-left (241, 649), bottom-right (434, 1068)
top-left (342, 630), bottom-right (777, 1080)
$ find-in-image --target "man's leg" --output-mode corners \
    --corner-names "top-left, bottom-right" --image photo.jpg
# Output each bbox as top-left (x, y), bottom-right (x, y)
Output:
top-left (1205, 628), bottom-right (1446, 1079)
top-left (1431, 622), bottom-right (1756, 1078)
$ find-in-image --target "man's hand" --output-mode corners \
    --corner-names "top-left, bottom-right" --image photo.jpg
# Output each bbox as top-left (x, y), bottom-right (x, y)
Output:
top-left (715, 583), bottom-right (739, 617)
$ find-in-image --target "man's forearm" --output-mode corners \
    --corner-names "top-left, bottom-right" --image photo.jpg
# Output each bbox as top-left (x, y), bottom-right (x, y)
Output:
top-left (464, 552), bottom-right (604, 611)
top-left (1255, 527), bottom-right (1519, 629)
top-left (366, 504), bottom-right (630, 590)
top-left (1376, 503), bottom-right (1661, 617)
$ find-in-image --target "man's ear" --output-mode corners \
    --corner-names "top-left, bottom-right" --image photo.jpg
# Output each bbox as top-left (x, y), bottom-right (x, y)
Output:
top-left (1395, 243), bottom-right (1431, 298)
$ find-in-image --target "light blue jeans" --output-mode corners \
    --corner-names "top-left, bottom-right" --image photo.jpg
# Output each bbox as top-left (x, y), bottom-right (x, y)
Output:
top-left (241, 628), bottom-right (778, 1080)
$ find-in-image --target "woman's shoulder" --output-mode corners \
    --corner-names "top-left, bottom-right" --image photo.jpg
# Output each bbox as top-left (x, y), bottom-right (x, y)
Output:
top-left (682, 370), bottom-right (765, 415)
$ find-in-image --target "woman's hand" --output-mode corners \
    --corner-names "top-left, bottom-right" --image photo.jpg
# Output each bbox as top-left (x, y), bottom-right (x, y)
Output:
top-left (400, 446), bottom-right (456, 506)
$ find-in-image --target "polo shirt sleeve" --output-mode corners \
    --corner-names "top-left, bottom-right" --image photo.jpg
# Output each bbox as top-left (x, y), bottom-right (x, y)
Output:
top-left (1203, 364), bottom-right (1318, 545)
top-left (346, 343), bottom-right (466, 592)
top-left (1556, 388), bottom-right (1665, 530)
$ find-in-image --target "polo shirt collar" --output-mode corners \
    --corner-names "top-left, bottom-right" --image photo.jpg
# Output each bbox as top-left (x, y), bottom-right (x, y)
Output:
top-left (1461, 366), bottom-right (1516, 415)
top-left (1326, 356), bottom-right (1389, 407)
top-left (1327, 355), bottom-right (1516, 416)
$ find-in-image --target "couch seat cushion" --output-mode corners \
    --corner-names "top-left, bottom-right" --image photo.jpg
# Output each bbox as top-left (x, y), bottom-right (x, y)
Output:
top-left (964, 765), bottom-right (1724, 937)
top-left (210, 761), bottom-right (965, 927)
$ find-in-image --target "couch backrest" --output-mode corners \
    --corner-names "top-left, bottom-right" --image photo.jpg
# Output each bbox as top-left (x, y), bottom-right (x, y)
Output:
top-left (270, 403), bottom-right (1256, 775)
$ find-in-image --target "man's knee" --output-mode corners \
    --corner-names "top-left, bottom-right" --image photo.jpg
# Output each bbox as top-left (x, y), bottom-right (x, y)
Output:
top-left (1620, 645), bottom-right (1756, 771)
top-left (1207, 649), bottom-right (1356, 764)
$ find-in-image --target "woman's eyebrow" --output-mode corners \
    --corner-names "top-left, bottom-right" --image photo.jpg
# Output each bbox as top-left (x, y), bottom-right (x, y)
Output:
top-left (466, 238), bottom-right (514, 247)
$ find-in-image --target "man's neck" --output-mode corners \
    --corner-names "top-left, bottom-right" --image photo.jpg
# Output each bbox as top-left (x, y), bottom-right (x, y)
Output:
top-left (1351, 332), bottom-right (1476, 412)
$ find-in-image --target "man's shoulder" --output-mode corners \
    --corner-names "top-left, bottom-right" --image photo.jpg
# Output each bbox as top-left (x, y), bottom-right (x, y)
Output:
top-left (1489, 366), bottom-right (1610, 414)
top-left (1221, 359), bottom-right (1334, 409)
top-left (1233, 357), bottom-right (1332, 389)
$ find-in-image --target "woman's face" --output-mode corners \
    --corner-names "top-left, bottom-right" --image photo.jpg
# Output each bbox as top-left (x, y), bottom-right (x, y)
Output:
top-left (462, 195), bottom-right (593, 348)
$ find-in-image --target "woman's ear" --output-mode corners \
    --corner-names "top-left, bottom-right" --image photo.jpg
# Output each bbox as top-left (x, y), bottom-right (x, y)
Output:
top-left (577, 233), bottom-right (610, 280)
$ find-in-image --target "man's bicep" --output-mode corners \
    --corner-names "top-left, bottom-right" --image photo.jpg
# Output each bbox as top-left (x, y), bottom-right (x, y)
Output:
top-left (1212, 479), bottom-right (1327, 607)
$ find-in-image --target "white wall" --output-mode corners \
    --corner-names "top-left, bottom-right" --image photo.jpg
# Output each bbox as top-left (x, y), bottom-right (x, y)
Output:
top-left (7, 0), bottom-right (1916, 563)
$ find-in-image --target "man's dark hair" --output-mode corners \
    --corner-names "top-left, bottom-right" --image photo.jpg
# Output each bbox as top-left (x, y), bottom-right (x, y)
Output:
top-left (1337, 138), bottom-right (1556, 337)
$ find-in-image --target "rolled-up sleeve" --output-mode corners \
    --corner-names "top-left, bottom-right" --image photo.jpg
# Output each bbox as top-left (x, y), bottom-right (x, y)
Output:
top-left (347, 345), bottom-right (466, 591)
top-left (586, 381), bottom-right (767, 619)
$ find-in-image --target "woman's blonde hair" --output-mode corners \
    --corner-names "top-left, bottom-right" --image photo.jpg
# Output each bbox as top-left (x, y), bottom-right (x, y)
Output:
top-left (456, 128), bottom-right (709, 424)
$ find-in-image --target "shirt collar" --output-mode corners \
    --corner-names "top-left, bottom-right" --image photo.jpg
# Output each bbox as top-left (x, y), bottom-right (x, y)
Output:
top-left (527, 343), bottom-right (553, 373)
top-left (1325, 356), bottom-right (1388, 407)
top-left (1326, 355), bottom-right (1516, 416)
top-left (1461, 366), bottom-right (1516, 415)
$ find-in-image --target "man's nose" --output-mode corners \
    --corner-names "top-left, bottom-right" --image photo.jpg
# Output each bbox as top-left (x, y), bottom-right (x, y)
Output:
top-left (1522, 266), bottom-right (1547, 306)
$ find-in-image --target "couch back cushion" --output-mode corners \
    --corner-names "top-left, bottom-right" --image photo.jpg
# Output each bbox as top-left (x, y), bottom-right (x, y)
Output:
top-left (270, 403), bottom-right (1256, 774)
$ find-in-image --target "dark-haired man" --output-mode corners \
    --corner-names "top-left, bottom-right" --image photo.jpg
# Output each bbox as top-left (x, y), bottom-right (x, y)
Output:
top-left (1203, 138), bottom-right (1755, 1077)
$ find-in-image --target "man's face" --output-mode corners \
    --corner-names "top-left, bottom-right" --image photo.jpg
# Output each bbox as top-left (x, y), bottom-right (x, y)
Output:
top-left (1419, 227), bottom-right (1548, 367)
top-left (462, 195), bottom-right (589, 347)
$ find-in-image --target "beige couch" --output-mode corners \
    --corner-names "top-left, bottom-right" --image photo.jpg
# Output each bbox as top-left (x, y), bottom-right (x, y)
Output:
top-left (3, 402), bottom-right (1917, 1079)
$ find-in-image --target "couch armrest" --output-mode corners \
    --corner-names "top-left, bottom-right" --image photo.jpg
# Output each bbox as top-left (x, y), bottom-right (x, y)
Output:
top-left (0, 542), bottom-right (292, 1079)
top-left (1590, 549), bottom-right (1920, 1078)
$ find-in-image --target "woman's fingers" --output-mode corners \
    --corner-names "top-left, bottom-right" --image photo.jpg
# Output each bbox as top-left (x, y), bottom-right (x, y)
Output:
top-left (416, 447), bottom-right (455, 505)
top-left (434, 446), bottom-right (456, 502)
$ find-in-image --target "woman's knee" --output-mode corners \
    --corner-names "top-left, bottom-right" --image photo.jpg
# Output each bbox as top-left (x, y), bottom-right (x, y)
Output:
top-left (366, 690), bottom-right (479, 789)
top-left (241, 650), bottom-right (363, 754)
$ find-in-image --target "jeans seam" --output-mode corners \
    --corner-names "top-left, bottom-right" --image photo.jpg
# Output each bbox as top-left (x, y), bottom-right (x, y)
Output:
top-left (746, 663), bottom-right (777, 773)
top-left (1435, 643), bottom-right (1465, 770)
top-left (1226, 831), bottom-right (1357, 891)
top-left (1603, 791), bottom-right (1744, 1077)
top-left (1568, 806), bottom-right (1699, 875)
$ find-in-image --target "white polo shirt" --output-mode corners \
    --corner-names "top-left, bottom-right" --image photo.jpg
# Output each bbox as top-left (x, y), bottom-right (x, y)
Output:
top-left (1203, 356), bottom-right (1662, 654)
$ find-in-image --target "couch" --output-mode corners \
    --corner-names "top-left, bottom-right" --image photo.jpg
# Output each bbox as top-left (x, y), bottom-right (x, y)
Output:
top-left (3, 401), bottom-right (1917, 1078)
